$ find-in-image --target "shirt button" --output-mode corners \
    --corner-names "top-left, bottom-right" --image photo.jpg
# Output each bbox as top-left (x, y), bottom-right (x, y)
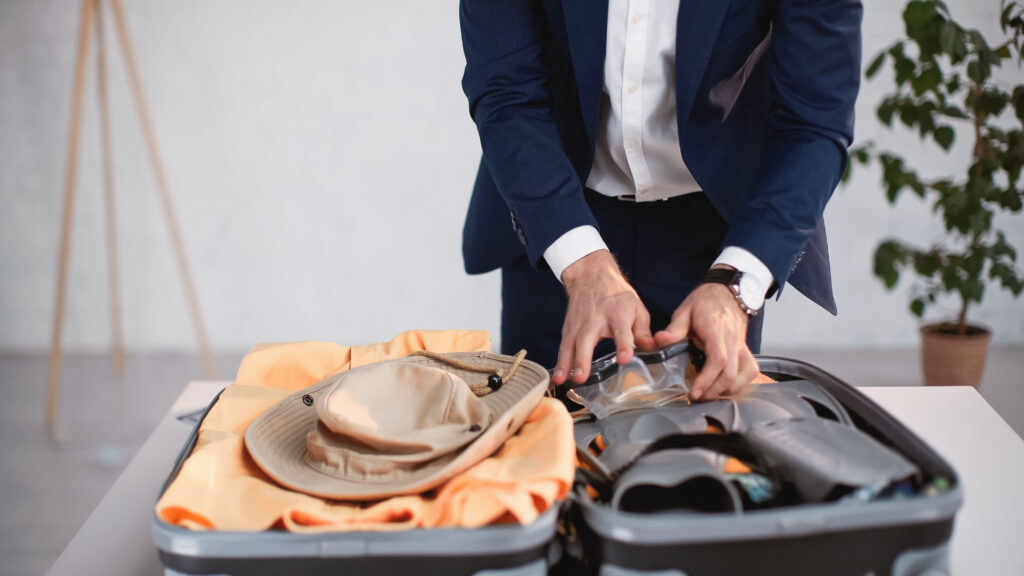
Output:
top-left (627, 85), bottom-right (638, 95)
top-left (632, 15), bottom-right (643, 25)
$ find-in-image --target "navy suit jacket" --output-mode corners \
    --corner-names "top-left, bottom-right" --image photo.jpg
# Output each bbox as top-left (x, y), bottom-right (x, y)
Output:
top-left (459, 0), bottom-right (863, 314)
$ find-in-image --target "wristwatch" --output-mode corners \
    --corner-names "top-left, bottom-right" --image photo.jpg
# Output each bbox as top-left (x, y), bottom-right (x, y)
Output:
top-left (701, 268), bottom-right (766, 317)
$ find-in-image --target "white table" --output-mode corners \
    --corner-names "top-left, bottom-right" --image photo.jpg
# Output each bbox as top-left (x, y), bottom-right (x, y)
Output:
top-left (47, 382), bottom-right (1024, 575)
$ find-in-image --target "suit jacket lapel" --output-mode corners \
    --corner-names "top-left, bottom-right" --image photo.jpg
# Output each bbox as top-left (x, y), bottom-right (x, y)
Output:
top-left (561, 0), bottom-right (608, 147)
top-left (675, 0), bottom-right (729, 136)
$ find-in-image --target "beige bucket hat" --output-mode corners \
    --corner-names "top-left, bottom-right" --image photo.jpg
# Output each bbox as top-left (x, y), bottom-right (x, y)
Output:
top-left (244, 351), bottom-right (548, 500)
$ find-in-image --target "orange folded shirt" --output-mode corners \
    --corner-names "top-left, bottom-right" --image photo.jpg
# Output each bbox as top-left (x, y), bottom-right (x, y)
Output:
top-left (155, 329), bottom-right (576, 532)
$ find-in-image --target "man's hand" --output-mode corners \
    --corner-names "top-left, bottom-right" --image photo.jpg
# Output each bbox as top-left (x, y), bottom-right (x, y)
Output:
top-left (552, 250), bottom-right (656, 386)
top-left (653, 272), bottom-right (759, 401)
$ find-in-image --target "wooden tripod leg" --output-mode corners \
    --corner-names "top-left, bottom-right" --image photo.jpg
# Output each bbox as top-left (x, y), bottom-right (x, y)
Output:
top-left (94, 0), bottom-right (125, 378)
top-left (108, 0), bottom-right (218, 379)
top-left (48, 0), bottom-right (95, 438)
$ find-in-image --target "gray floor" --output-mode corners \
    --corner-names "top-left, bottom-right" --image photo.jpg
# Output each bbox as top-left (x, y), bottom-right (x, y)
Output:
top-left (0, 348), bottom-right (1021, 576)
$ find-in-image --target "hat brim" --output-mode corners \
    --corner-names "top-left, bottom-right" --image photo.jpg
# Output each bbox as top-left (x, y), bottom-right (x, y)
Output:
top-left (244, 352), bottom-right (549, 501)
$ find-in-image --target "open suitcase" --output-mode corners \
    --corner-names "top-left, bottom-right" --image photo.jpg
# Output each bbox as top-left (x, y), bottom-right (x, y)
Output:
top-left (557, 348), bottom-right (961, 576)
top-left (152, 347), bottom-right (961, 576)
top-left (152, 390), bottom-right (564, 576)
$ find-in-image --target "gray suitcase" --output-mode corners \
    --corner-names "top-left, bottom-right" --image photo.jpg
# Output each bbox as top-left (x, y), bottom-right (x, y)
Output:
top-left (152, 390), bottom-right (564, 576)
top-left (556, 349), bottom-right (961, 576)
top-left (153, 348), bottom-right (960, 576)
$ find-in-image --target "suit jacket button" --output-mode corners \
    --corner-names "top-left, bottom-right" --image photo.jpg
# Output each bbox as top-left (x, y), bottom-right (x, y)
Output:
top-left (510, 211), bottom-right (527, 245)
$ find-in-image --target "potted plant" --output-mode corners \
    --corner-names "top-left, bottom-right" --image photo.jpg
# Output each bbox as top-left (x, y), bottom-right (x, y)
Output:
top-left (845, 0), bottom-right (1024, 388)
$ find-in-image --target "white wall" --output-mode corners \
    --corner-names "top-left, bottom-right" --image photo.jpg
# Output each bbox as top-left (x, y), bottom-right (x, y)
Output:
top-left (0, 0), bottom-right (1021, 353)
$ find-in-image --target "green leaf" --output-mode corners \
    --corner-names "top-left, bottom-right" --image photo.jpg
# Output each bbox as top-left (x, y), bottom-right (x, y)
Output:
top-left (969, 210), bottom-right (993, 234)
top-left (993, 232), bottom-right (1018, 261)
top-left (990, 262), bottom-right (1024, 296)
top-left (940, 104), bottom-right (968, 119)
top-left (913, 251), bottom-right (943, 276)
top-left (954, 35), bottom-right (969, 61)
top-left (866, 51), bottom-right (887, 78)
top-left (1005, 132), bottom-right (1024, 193)
top-left (940, 21), bottom-right (959, 57)
top-left (877, 99), bottom-right (898, 126)
top-left (965, 249), bottom-right (985, 277)
top-left (874, 241), bottom-right (906, 289)
top-left (855, 146), bottom-right (871, 163)
top-left (910, 298), bottom-right (926, 317)
top-left (977, 89), bottom-right (1009, 117)
top-left (891, 44), bottom-right (917, 85)
top-left (912, 64), bottom-right (943, 95)
top-left (941, 265), bottom-right (962, 293)
top-left (899, 105), bottom-right (920, 129)
top-left (967, 60), bottom-right (980, 83)
top-left (967, 59), bottom-right (990, 84)
top-left (934, 125), bottom-right (955, 150)
top-left (1014, 86), bottom-right (1024, 122)
top-left (1002, 187), bottom-right (1024, 211)
top-left (962, 278), bottom-right (985, 303)
top-left (904, 1), bottom-right (938, 35)
top-left (967, 29), bottom-right (992, 53)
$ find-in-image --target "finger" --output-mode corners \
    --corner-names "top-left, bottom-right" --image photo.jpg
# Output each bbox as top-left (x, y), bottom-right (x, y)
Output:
top-left (632, 306), bottom-right (657, 351)
top-left (704, 357), bottom-right (739, 400)
top-left (691, 334), bottom-right (726, 400)
top-left (701, 373), bottom-right (731, 402)
top-left (552, 329), bottom-right (577, 386)
top-left (612, 322), bottom-right (635, 365)
top-left (654, 305), bottom-right (691, 347)
top-left (608, 300), bottom-right (637, 364)
top-left (702, 336), bottom-right (739, 400)
top-left (572, 324), bottom-right (603, 383)
top-left (730, 349), bottom-right (760, 398)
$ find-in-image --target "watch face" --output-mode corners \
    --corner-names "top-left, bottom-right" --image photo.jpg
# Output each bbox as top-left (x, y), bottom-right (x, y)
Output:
top-left (738, 274), bottom-right (765, 311)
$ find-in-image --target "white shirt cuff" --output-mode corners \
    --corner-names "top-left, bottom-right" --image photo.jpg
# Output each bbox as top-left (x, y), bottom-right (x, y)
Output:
top-left (543, 225), bottom-right (609, 283)
top-left (713, 246), bottom-right (775, 297)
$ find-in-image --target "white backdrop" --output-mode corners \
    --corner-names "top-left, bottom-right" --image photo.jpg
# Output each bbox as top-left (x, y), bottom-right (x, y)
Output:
top-left (1, 0), bottom-right (1021, 353)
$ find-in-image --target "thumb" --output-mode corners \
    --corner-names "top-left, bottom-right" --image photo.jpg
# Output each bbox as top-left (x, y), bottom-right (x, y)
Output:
top-left (654, 305), bottom-right (691, 347)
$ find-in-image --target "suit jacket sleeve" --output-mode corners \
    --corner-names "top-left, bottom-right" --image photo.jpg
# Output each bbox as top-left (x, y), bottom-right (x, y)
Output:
top-left (720, 0), bottom-right (862, 289)
top-left (459, 0), bottom-right (597, 268)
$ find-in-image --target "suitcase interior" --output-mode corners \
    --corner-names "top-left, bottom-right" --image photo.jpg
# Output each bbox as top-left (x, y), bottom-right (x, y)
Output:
top-left (565, 355), bottom-right (962, 576)
top-left (153, 355), bottom-right (962, 576)
top-left (152, 391), bottom-right (562, 576)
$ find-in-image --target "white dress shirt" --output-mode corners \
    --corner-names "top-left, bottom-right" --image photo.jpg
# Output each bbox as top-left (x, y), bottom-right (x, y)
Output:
top-left (543, 0), bottom-right (774, 298)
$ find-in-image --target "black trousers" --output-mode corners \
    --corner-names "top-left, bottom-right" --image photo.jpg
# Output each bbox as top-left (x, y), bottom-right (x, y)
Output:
top-left (500, 190), bottom-right (764, 369)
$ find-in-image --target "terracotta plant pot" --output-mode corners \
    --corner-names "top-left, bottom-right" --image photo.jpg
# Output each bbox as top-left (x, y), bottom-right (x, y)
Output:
top-left (920, 323), bottom-right (991, 388)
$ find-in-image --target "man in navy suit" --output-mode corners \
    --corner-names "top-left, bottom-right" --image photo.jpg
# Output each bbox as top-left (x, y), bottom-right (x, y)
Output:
top-left (459, 0), bottom-right (862, 400)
